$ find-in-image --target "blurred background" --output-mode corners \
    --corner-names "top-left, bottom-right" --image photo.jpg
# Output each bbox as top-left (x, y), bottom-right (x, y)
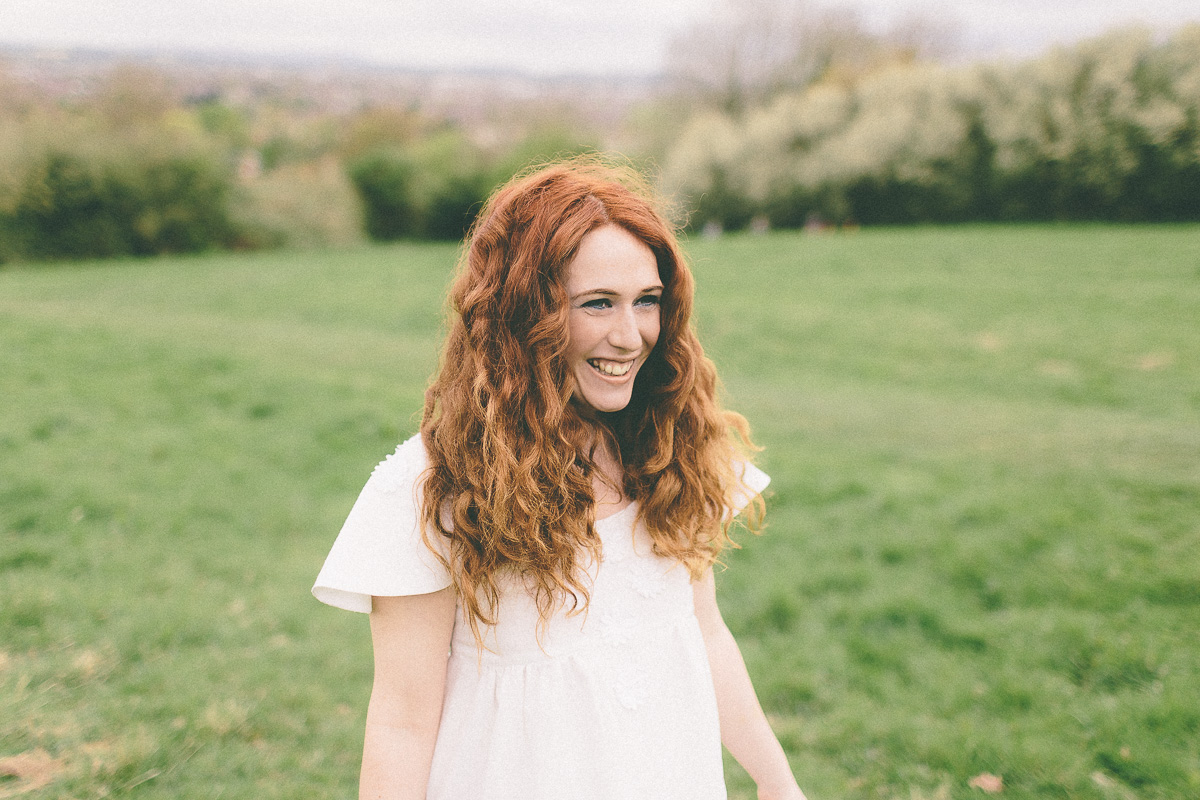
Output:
top-left (1, 0), bottom-right (1198, 261)
top-left (2, 3), bottom-right (1199, 800)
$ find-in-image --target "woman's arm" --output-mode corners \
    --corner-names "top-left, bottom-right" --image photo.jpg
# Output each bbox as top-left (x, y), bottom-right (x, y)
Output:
top-left (360, 587), bottom-right (457, 800)
top-left (694, 569), bottom-right (808, 800)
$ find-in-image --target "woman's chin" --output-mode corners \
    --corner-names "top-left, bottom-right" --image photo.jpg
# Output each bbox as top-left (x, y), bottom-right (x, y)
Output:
top-left (578, 396), bottom-right (632, 414)
top-left (572, 385), bottom-right (634, 415)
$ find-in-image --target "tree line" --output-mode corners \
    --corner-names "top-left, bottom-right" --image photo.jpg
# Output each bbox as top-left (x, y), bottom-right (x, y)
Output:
top-left (0, 64), bottom-right (599, 262)
top-left (662, 24), bottom-right (1200, 229)
top-left (1, 15), bottom-right (1196, 263)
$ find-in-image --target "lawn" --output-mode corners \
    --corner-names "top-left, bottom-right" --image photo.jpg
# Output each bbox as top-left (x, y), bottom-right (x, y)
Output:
top-left (1, 225), bottom-right (1198, 799)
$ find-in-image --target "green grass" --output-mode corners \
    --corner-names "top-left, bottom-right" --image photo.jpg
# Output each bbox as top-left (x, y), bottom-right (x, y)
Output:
top-left (1, 226), bottom-right (1198, 799)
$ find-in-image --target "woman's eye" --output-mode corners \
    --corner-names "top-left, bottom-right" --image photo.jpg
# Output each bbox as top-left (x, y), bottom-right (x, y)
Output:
top-left (636, 295), bottom-right (661, 307)
top-left (582, 298), bottom-right (612, 310)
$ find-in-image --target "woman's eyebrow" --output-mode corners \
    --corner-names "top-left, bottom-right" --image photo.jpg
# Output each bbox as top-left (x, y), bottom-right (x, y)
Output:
top-left (570, 284), bottom-right (664, 300)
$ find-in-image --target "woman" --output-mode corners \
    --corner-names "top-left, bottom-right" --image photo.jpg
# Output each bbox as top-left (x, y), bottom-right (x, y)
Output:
top-left (313, 160), bottom-right (806, 800)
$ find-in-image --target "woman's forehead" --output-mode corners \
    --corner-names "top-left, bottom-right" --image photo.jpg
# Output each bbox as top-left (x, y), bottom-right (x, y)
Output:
top-left (564, 227), bottom-right (661, 294)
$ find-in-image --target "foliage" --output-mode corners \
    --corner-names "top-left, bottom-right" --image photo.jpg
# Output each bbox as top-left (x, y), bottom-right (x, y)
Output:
top-left (662, 25), bottom-right (1200, 230)
top-left (2, 226), bottom-right (1198, 798)
top-left (0, 72), bottom-right (244, 262)
top-left (347, 149), bottom-right (422, 241)
top-left (0, 59), bottom-right (606, 260)
top-left (3, 22), bottom-right (1197, 260)
top-left (347, 132), bottom-right (489, 243)
top-left (233, 157), bottom-right (365, 250)
top-left (337, 106), bottom-right (426, 162)
top-left (482, 125), bottom-right (602, 189)
top-left (3, 147), bottom-right (237, 261)
top-left (664, 0), bottom-right (957, 116)
top-left (346, 127), bottom-right (600, 243)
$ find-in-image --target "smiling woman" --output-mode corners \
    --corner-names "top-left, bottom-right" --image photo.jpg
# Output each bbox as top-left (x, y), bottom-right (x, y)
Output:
top-left (311, 158), bottom-right (806, 800)
top-left (565, 225), bottom-right (663, 413)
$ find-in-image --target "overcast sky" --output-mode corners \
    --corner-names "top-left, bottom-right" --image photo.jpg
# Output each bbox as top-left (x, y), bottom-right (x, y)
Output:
top-left (2, 0), bottom-right (1197, 76)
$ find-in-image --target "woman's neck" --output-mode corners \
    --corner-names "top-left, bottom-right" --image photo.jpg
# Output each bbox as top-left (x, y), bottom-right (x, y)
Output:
top-left (583, 427), bottom-right (627, 517)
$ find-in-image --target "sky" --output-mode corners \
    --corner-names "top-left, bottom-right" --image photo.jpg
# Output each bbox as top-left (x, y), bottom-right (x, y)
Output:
top-left (1, 0), bottom-right (1198, 77)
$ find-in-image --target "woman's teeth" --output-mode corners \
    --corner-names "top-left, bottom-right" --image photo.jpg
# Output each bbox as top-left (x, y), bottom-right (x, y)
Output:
top-left (589, 359), bottom-right (633, 376)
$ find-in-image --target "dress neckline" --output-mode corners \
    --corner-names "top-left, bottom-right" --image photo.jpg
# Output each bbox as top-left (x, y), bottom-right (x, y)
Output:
top-left (595, 500), bottom-right (636, 526)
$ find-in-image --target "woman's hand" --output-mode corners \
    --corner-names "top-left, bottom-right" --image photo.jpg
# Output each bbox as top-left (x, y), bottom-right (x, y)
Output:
top-left (359, 587), bottom-right (456, 800)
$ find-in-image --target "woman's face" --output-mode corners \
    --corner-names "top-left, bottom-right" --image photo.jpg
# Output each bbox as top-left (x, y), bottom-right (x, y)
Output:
top-left (563, 225), bottom-right (662, 414)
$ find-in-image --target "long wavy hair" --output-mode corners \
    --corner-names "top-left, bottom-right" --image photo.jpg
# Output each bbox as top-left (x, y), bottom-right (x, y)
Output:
top-left (419, 158), bottom-right (764, 643)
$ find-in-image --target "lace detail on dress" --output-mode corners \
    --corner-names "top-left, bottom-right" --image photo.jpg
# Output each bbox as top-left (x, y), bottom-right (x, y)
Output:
top-left (611, 659), bottom-right (654, 710)
top-left (601, 527), bottom-right (636, 563)
top-left (370, 442), bottom-right (419, 495)
top-left (596, 611), bottom-right (637, 647)
top-left (625, 556), bottom-right (665, 599)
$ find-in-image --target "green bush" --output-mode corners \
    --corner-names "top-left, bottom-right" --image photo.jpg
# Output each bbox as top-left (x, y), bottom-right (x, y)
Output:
top-left (3, 148), bottom-right (238, 261)
top-left (10, 152), bottom-right (132, 259)
top-left (662, 25), bottom-right (1200, 228)
top-left (689, 166), bottom-right (757, 231)
top-left (348, 132), bottom-right (490, 243)
top-left (409, 131), bottom-right (490, 241)
top-left (348, 149), bottom-right (421, 241)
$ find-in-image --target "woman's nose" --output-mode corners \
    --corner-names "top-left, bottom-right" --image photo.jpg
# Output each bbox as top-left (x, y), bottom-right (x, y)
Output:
top-left (607, 306), bottom-right (641, 350)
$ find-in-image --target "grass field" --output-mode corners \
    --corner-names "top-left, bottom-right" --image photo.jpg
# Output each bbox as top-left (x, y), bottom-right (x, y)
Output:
top-left (1, 225), bottom-right (1198, 799)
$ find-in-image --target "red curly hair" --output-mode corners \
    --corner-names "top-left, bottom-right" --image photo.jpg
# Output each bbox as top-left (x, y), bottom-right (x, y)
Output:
top-left (419, 158), bottom-right (763, 643)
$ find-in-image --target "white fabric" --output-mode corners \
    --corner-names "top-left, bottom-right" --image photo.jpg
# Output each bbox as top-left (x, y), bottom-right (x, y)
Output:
top-left (312, 436), bottom-right (451, 613)
top-left (312, 434), bottom-right (770, 799)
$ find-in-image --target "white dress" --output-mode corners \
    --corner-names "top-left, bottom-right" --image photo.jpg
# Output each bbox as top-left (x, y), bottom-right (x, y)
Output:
top-left (312, 435), bottom-right (769, 800)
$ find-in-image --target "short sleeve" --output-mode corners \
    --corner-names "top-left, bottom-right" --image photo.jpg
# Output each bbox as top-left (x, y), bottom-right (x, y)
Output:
top-left (728, 460), bottom-right (770, 517)
top-left (312, 434), bottom-right (452, 613)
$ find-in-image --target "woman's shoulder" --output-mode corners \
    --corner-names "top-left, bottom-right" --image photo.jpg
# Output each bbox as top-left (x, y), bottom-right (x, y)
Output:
top-left (363, 433), bottom-right (430, 497)
top-left (312, 432), bottom-right (449, 613)
top-left (727, 457), bottom-right (770, 516)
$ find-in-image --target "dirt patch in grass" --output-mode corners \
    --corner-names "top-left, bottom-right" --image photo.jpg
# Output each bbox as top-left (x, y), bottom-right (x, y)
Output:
top-left (0, 749), bottom-right (67, 797)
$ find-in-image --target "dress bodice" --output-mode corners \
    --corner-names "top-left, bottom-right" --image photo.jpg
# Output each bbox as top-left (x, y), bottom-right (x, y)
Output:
top-left (312, 435), bottom-right (769, 799)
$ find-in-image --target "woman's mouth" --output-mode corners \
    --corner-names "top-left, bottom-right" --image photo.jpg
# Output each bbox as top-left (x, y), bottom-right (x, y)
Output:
top-left (587, 358), bottom-right (634, 377)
